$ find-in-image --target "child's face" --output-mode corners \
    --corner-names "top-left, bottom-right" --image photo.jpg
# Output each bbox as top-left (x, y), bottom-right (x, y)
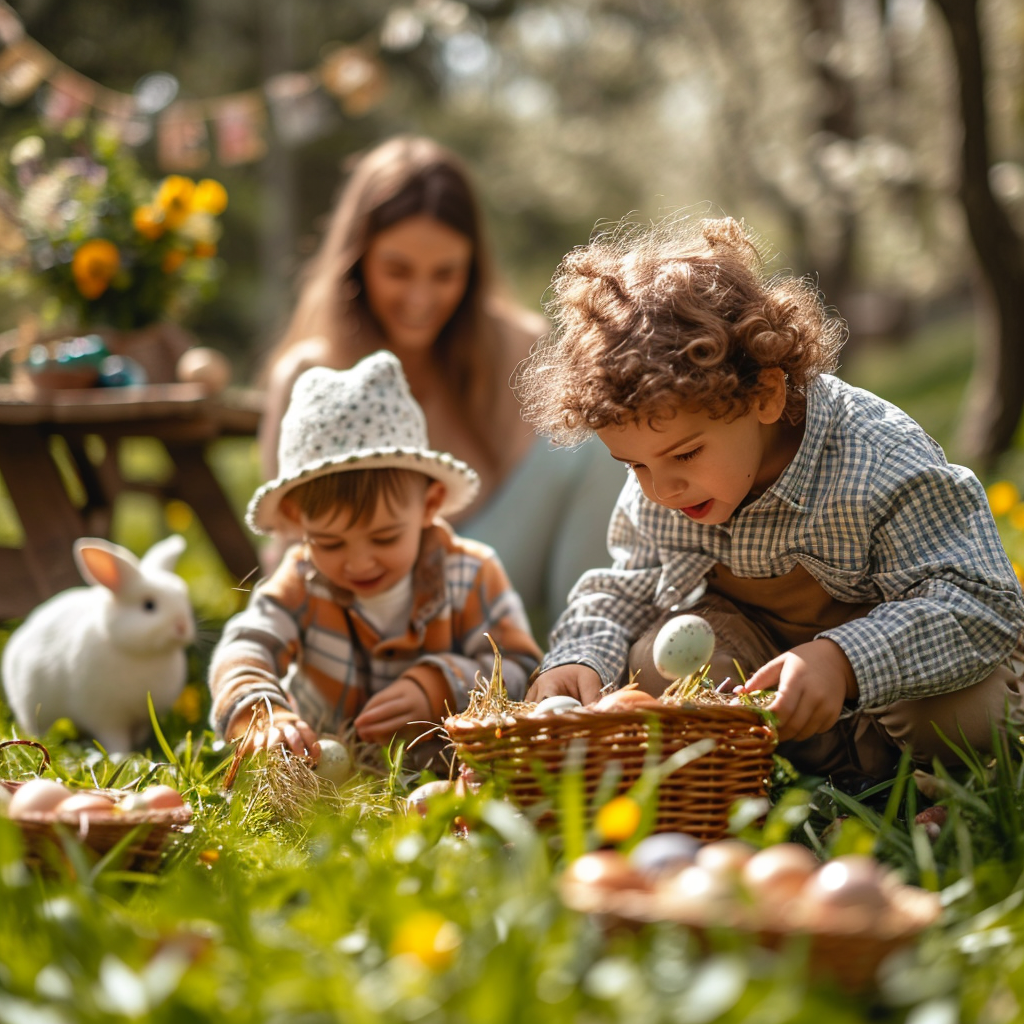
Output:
top-left (596, 374), bottom-right (795, 525)
top-left (296, 479), bottom-right (445, 597)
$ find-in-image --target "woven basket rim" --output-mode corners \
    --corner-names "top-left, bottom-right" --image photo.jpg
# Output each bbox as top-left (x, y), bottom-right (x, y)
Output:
top-left (444, 699), bottom-right (774, 734)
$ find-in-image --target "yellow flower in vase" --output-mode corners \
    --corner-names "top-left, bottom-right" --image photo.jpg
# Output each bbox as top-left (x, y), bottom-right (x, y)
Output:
top-left (161, 248), bottom-right (188, 274)
top-left (132, 204), bottom-right (165, 241)
top-left (72, 239), bottom-right (120, 300)
top-left (192, 178), bottom-right (228, 216)
top-left (155, 175), bottom-right (196, 229)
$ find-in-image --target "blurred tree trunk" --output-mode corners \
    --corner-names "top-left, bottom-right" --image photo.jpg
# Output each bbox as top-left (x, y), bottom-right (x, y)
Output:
top-left (933, 0), bottom-right (1024, 466)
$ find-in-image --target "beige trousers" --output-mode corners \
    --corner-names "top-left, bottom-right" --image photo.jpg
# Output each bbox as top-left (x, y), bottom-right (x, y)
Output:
top-left (628, 564), bottom-right (1024, 784)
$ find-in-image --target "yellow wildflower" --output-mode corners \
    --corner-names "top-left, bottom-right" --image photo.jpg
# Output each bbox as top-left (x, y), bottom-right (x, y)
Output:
top-left (71, 239), bottom-right (120, 300)
top-left (987, 481), bottom-right (1020, 517)
top-left (172, 684), bottom-right (203, 724)
top-left (132, 204), bottom-right (165, 240)
top-left (390, 911), bottom-right (461, 971)
top-left (165, 499), bottom-right (194, 532)
top-left (162, 248), bottom-right (188, 274)
top-left (595, 795), bottom-right (643, 842)
top-left (192, 178), bottom-right (228, 216)
top-left (155, 175), bottom-right (196, 229)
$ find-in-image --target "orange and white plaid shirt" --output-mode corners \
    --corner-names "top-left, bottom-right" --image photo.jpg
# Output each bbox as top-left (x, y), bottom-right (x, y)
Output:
top-left (209, 522), bottom-right (541, 736)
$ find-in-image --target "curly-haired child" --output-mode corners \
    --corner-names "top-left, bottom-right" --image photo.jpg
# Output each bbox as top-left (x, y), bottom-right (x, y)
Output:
top-left (521, 215), bottom-right (1024, 786)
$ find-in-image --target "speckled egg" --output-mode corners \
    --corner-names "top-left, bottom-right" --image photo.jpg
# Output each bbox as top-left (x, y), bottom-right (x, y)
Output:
top-left (652, 614), bottom-right (715, 681)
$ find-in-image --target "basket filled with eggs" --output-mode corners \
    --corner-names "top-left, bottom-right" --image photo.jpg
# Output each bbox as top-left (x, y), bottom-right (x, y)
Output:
top-left (443, 619), bottom-right (778, 841)
top-left (560, 834), bottom-right (943, 992)
top-left (0, 740), bottom-right (191, 872)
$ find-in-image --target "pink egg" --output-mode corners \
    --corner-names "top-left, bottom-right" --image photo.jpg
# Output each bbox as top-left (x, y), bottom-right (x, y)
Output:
top-left (57, 792), bottom-right (117, 817)
top-left (695, 839), bottom-right (756, 878)
top-left (742, 843), bottom-right (820, 903)
top-left (8, 778), bottom-right (70, 817)
top-left (404, 780), bottom-right (454, 817)
top-left (138, 785), bottom-right (186, 811)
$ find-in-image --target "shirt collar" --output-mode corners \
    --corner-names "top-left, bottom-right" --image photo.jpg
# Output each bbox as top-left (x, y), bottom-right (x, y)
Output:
top-left (753, 374), bottom-right (834, 513)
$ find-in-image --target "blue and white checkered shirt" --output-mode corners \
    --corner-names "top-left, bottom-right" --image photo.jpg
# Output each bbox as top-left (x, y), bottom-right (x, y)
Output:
top-left (543, 375), bottom-right (1024, 708)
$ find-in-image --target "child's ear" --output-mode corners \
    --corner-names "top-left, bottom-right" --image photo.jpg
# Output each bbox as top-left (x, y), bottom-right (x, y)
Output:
top-left (422, 480), bottom-right (447, 524)
top-left (756, 367), bottom-right (788, 424)
top-left (278, 495), bottom-right (303, 524)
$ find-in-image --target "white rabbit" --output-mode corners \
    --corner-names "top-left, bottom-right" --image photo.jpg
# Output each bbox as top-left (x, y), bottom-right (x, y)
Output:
top-left (2, 535), bottom-right (196, 754)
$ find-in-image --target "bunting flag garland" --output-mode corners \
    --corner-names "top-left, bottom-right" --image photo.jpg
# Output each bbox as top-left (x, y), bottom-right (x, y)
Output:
top-left (0, 0), bottom-right (391, 170)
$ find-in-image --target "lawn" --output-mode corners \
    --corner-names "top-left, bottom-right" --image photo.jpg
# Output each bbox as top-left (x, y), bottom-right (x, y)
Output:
top-left (2, 315), bottom-right (1024, 1023)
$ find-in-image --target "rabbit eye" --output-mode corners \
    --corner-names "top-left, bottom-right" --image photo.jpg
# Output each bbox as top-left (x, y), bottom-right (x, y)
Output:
top-left (143, 598), bottom-right (157, 612)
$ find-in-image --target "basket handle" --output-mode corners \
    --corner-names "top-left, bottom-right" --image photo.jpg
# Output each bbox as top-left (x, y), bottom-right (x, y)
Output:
top-left (0, 739), bottom-right (52, 773)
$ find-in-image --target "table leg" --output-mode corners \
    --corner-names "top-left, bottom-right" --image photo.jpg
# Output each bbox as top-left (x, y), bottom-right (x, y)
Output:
top-left (0, 425), bottom-right (85, 617)
top-left (163, 441), bottom-right (260, 584)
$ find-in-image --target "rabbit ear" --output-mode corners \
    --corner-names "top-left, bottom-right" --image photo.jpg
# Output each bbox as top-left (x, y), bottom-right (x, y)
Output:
top-left (140, 534), bottom-right (187, 574)
top-left (73, 538), bottom-right (142, 594)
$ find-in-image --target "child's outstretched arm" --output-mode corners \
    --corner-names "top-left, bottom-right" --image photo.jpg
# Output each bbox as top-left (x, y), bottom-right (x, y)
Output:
top-left (225, 703), bottom-right (321, 760)
top-left (734, 638), bottom-right (857, 742)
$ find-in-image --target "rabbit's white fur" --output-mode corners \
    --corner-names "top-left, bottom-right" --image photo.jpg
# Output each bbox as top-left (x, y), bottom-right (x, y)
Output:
top-left (2, 535), bottom-right (195, 753)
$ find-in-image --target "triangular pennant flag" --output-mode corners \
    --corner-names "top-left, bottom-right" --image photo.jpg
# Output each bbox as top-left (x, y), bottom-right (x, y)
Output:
top-left (0, 1), bottom-right (24, 47)
top-left (41, 68), bottom-right (94, 128)
top-left (320, 46), bottom-right (387, 116)
top-left (0, 38), bottom-right (52, 106)
top-left (264, 71), bottom-right (337, 147)
top-left (157, 100), bottom-right (210, 170)
top-left (211, 91), bottom-right (268, 165)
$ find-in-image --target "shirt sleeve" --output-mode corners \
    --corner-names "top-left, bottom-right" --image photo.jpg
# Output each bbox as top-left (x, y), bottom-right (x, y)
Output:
top-left (540, 484), bottom-right (711, 687)
top-left (818, 451), bottom-right (1024, 707)
top-left (416, 548), bottom-right (543, 709)
top-left (207, 573), bottom-right (306, 736)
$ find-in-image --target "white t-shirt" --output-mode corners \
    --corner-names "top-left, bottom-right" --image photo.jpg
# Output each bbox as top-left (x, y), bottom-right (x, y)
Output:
top-left (353, 574), bottom-right (414, 638)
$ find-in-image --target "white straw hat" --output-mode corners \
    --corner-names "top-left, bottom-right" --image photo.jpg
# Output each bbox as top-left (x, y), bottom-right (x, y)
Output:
top-left (247, 350), bottom-right (480, 535)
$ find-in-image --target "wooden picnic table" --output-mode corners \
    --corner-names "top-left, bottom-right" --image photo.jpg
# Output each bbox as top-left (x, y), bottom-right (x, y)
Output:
top-left (0, 382), bottom-right (264, 621)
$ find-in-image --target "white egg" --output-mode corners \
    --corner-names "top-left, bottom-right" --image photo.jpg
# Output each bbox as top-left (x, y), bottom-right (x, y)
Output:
top-left (176, 347), bottom-right (231, 393)
top-left (652, 614), bottom-right (715, 681)
top-left (314, 738), bottom-right (352, 787)
top-left (8, 778), bottom-right (70, 817)
top-left (529, 695), bottom-right (583, 717)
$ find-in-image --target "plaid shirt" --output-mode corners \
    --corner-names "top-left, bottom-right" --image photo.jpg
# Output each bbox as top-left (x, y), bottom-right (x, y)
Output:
top-left (544, 374), bottom-right (1024, 708)
top-left (209, 522), bottom-right (540, 736)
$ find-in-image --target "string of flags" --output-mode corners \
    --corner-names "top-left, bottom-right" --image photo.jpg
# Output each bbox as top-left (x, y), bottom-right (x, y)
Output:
top-left (0, 1), bottom-right (390, 170)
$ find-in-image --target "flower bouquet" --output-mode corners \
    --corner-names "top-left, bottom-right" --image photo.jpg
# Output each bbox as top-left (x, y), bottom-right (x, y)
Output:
top-left (0, 126), bottom-right (228, 386)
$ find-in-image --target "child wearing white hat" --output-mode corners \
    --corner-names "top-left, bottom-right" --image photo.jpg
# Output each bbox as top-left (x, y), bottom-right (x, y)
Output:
top-left (208, 350), bottom-right (541, 760)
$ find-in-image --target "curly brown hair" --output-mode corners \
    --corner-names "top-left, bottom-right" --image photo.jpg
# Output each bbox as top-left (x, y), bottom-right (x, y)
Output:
top-left (517, 215), bottom-right (845, 445)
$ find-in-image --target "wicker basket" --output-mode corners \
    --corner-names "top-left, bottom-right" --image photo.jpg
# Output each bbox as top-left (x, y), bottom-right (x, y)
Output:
top-left (560, 876), bottom-right (941, 992)
top-left (0, 740), bottom-right (191, 873)
top-left (445, 701), bottom-right (777, 841)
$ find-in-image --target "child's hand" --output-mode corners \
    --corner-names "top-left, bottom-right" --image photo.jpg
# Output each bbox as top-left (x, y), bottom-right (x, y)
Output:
top-left (526, 665), bottom-right (603, 705)
top-left (734, 639), bottom-right (858, 742)
top-left (354, 678), bottom-right (432, 744)
top-left (227, 705), bottom-right (321, 760)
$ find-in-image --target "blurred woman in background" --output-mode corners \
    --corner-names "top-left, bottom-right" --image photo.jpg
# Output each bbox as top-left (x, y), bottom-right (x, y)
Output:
top-left (259, 134), bottom-right (623, 636)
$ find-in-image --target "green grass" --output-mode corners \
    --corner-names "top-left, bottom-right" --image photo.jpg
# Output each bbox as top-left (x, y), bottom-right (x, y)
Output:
top-left (3, 702), bottom-right (1024, 1023)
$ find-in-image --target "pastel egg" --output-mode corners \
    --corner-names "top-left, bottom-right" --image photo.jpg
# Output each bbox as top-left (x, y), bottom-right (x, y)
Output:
top-left (314, 738), bottom-right (352, 786)
top-left (8, 779), bottom-right (70, 817)
top-left (529, 695), bottom-right (583, 717)
top-left (138, 785), bottom-right (186, 811)
top-left (57, 793), bottom-right (117, 816)
top-left (652, 614), bottom-right (715, 681)
top-left (629, 832), bottom-right (702, 879)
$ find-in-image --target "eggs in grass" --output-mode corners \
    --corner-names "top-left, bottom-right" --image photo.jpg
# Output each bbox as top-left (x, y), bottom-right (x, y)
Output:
top-left (562, 837), bottom-right (934, 935)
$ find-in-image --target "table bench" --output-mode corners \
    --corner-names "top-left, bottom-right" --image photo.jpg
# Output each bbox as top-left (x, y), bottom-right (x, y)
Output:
top-left (0, 382), bottom-right (264, 621)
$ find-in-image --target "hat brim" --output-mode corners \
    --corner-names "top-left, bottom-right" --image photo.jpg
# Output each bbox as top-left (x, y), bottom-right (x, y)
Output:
top-left (246, 448), bottom-right (480, 535)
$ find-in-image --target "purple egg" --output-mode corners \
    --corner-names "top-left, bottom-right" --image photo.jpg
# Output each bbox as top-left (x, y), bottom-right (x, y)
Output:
top-left (629, 832), bottom-right (703, 877)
